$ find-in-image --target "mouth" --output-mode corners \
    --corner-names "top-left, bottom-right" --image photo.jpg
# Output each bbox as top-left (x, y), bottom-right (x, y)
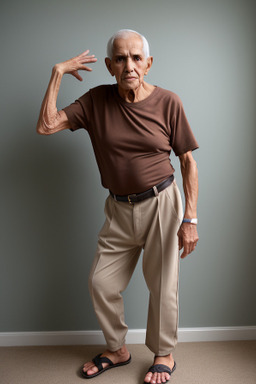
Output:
top-left (123, 76), bottom-right (138, 81)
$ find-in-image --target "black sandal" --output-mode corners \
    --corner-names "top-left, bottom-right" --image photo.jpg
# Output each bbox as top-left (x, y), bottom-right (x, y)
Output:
top-left (144, 362), bottom-right (176, 383)
top-left (82, 353), bottom-right (132, 379)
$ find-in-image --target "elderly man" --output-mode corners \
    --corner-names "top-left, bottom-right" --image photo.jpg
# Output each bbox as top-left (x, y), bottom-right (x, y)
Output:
top-left (37, 29), bottom-right (199, 384)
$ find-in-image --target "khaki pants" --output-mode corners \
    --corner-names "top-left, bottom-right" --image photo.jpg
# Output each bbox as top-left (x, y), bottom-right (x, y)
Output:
top-left (88, 180), bottom-right (183, 356)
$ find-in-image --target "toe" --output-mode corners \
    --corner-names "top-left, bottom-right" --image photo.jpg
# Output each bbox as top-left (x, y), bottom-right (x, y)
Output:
top-left (86, 367), bottom-right (98, 375)
top-left (151, 372), bottom-right (158, 383)
top-left (144, 372), bottom-right (153, 383)
top-left (82, 362), bottom-right (93, 372)
top-left (144, 366), bottom-right (172, 384)
top-left (82, 363), bottom-right (99, 376)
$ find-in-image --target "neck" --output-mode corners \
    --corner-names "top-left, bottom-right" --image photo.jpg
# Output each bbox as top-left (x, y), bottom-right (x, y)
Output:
top-left (118, 82), bottom-right (155, 103)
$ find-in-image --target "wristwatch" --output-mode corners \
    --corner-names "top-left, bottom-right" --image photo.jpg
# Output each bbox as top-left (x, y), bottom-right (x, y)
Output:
top-left (182, 218), bottom-right (198, 224)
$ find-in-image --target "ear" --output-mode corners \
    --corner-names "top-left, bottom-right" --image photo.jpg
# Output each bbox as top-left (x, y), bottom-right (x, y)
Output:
top-left (145, 56), bottom-right (153, 75)
top-left (105, 58), bottom-right (115, 76)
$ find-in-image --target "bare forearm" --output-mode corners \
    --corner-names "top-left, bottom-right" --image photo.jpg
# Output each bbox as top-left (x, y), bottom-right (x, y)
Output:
top-left (36, 66), bottom-right (66, 135)
top-left (177, 151), bottom-right (199, 258)
top-left (180, 151), bottom-right (198, 218)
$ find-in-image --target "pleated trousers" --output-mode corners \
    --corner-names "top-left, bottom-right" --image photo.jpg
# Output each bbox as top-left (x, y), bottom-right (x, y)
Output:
top-left (88, 180), bottom-right (183, 356)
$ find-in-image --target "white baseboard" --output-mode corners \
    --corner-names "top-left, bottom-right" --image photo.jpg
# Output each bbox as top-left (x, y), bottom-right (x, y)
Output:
top-left (0, 327), bottom-right (255, 347)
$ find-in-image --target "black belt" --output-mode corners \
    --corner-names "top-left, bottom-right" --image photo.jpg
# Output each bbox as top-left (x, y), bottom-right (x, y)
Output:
top-left (110, 175), bottom-right (174, 204)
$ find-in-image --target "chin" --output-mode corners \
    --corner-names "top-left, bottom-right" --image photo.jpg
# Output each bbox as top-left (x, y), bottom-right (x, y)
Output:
top-left (120, 81), bottom-right (141, 91)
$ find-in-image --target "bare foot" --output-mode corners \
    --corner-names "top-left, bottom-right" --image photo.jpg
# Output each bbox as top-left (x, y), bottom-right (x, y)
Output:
top-left (82, 345), bottom-right (130, 376)
top-left (144, 354), bottom-right (175, 384)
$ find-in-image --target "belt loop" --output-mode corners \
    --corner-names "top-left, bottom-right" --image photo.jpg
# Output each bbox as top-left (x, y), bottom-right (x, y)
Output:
top-left (113, 194), bottom-right (117, 201)
top-left (153, 185), bottom-right (159, 197)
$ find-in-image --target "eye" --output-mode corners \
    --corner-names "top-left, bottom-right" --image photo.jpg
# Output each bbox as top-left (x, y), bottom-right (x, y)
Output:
top-left (134, 55), bottom-right (141, 61)
top-left (116, 56), bottom-right (125, 63)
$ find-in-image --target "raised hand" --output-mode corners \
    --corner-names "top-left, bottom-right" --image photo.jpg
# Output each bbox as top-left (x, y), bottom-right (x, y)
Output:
top-left (55, 50), bottom-right (98, 81)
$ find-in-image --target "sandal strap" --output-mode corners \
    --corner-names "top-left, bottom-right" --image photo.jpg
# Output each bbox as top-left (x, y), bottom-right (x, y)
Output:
top-left (148, 363), bottom-right (173, 375)
top-left (92, 354), bottom-right (114, 372)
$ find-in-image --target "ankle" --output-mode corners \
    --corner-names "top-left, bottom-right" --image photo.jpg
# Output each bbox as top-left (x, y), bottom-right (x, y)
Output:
top-left (116, 344), bottom-right (128, 356)
top-left (154, 354), bottom-right (173, 362)
top-left (108, 344), bottom-right (128, 357)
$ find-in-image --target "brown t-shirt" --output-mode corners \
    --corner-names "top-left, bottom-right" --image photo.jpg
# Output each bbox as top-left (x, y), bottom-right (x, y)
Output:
top-left (63, 84), bottom-right (198, 195)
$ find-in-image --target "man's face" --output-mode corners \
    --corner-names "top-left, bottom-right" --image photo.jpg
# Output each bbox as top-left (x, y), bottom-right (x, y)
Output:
top-left (105, 34), bottom-right (153, 92)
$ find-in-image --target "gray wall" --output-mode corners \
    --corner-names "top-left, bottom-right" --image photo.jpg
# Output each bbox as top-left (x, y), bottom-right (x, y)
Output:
top-left (1, 0), bottom-right (255, 333)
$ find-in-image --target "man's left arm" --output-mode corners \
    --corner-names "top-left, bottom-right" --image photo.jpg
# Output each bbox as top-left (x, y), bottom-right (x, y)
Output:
top-left (178, 151), bottom-right (199, 259)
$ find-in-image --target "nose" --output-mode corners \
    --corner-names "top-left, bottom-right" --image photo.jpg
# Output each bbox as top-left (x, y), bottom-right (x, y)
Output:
top-left (125, 57), bottom-right (133, 72)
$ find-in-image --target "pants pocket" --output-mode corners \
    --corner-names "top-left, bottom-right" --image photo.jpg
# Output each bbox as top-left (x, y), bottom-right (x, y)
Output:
top-left (165, 181), bottom-right (183, 221)
top-left (98, 195), bottom-right (115, 239)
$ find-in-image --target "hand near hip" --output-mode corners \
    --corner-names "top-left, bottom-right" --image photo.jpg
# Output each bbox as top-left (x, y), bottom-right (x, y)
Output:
top-left (178, 223), bottom-right (199, 259)
top-left (54, 50), bottom-right (97, 81)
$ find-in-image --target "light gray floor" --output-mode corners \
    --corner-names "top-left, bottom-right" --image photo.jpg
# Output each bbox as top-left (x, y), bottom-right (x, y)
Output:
top-left (1, 341), bottom-right (256, 384)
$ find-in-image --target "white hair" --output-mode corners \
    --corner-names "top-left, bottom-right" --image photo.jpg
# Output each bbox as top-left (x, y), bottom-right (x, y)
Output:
top-left (106, 29), bottom-right (150, 59)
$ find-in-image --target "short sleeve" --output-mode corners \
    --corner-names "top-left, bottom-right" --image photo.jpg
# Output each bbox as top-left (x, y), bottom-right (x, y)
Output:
top-left (170, 96), bottom-right (199, 156)
top-left (62, 91), bottom-right (92, 132)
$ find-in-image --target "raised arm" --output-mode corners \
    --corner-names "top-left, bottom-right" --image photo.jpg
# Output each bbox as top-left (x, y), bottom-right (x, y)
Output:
top-left (36, 50), bottom-right (97, 135)
top-left (178, 151), bottom-right (199, 258)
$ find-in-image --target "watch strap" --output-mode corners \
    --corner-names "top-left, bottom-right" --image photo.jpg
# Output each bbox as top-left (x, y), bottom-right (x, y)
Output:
top-left (182, 218), bottom-right (198, 224)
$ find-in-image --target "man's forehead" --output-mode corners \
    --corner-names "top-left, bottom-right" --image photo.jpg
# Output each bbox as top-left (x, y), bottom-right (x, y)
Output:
top-left (112, 36), bottom-right (144, 55)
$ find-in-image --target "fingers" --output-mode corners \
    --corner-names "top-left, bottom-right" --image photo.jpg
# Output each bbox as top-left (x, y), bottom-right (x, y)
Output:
top-left (77, 50), bottom-right (95, 59)
top-left (178, 223), bottom-right (199, 259)
top-left (177, 227), bottom-right (183, 250)
top-left (180, 241), bottom-right (197, 259)
top-left (77, 56), bottom-right (97, 74)
top-left (60, 50), bottom-right (97, 78)
top-left (178, 235), bottom-right (183, 251)
top-left (71, 70), bottom-right (83, 81)
top-left (81, 56), bottom-right (98, 66)
top-left (79, 49), bottom-right (90, 56)
top-left (81, 65), bottom-right (93, 72)
top-left (77, 50), bottom-right (98, 67)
